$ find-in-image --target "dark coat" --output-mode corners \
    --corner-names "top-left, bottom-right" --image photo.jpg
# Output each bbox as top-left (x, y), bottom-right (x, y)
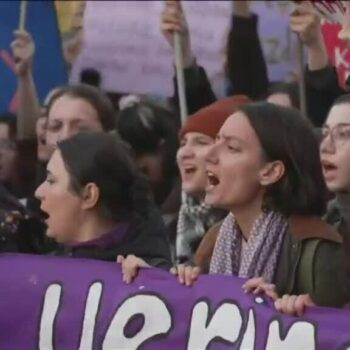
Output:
top-left (195, 216), bottom-right (349, 308)
top-left (54, 208), bottom-right (172, 270)
top-left (173, 12), bottom-right (338, 128)
top-left (172, 13), bottom-right (268, 115)
top-left (0, 184), bottom-right (50, 254)
top-left (304, 64), bottom-right (346, 127)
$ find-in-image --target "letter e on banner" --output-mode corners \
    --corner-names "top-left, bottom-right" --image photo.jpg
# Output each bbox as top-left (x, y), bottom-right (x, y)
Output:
top-left (103, 294), bottom-right (172, 349)
top-left (187, 301), bottom-right (243, 349)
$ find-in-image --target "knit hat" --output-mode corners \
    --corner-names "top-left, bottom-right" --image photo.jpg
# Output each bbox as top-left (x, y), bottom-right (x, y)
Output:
top-left (179, 95), bottom-right (251, 139)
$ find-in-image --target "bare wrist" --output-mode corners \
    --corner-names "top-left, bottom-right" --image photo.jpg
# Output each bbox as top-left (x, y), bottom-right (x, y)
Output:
top-left (18, 67), bottom-right (33, 81)
top-left (307, 35), bottom-right (326, 51)
top-left (307, 46), bottom-right (329, 71)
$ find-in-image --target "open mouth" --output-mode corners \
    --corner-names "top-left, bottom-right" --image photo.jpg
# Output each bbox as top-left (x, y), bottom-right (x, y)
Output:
top-left (40, 208), bottom-right (49, 221)
top-left (322, 161), bottom-right (337, 172)
top-left (183, 165), bottom-right (197, 175)
top-left (207, 171), bottom-right (220, 186)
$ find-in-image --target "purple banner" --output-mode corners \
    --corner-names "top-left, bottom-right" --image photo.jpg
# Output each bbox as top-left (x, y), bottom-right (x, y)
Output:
top-left (0, 253), bottom-right (350, 349)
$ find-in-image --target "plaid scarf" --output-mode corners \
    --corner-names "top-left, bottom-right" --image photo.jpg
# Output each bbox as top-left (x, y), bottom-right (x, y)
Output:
top-left (324, 197), bottom-right (350, 238)
top-left (209, 210), bottom-right (288, 282)
top-left (176, 193), bottom-right (224, 264)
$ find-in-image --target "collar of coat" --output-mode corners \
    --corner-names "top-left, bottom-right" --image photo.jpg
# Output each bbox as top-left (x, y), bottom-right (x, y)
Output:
top-left (288, 216), bottom-right (342, 243)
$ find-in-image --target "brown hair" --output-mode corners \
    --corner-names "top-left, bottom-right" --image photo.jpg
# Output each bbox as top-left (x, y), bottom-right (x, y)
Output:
top-left (47, 84), bottom-right (116, 132)
top-left (239, 102), bottom-right (327, 216)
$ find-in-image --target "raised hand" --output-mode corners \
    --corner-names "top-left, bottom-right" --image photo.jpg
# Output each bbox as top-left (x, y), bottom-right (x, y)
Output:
top-left (10, 30), bottom-right (34, 77)
top-left (290, 1), bottom-right (322, 48)
top-left (242, 277), bottom-right (279, 300)
top-left (338, 2), bottom-right (350, 48)
top-left (161, 0), bottom-right (194, 67)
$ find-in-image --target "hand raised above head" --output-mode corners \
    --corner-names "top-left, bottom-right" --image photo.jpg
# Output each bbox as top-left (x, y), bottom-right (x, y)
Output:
top-left (10, 30), bottom-right (35, 77)
top-left (338, 2), bottom-right (350, 48)
top-left (289, 1), bottom-right (322, 48)
top-left (160, 0), bottom-right (194, 68)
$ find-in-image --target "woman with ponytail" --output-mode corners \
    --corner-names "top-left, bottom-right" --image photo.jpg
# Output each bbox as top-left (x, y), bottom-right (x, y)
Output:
top-left (35, 132), bottom-right (172, 268)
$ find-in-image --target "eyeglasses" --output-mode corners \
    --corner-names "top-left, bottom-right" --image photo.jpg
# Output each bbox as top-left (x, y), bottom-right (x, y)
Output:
top-left (321, 124), bottom-right (350, 149)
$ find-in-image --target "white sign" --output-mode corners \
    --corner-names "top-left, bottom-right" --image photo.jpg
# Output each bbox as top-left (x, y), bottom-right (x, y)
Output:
top-left (71, 1), bottom-right (298, 97)
top-left (70, 1), bottom-right (231, 97)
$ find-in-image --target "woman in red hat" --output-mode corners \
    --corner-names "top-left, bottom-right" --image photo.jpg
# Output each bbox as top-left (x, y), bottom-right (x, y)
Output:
top-left (118, 95), bottom-right (251, 282)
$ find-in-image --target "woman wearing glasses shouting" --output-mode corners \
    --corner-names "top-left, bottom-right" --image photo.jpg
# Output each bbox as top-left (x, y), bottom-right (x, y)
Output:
top-left (322, 94), bottom-right (350, 245)
top-left (270, 93), bottom-right (350, 316)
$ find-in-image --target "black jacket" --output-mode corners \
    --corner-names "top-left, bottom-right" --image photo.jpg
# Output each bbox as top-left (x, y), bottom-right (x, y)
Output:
top-left (172, 11), bottom-right (336, 128)
top-left (305, 64), bottom-right (346, 127)
top-left (172, 13), bottom-right (269, 115)
top-left (54, 208), bottom-right (172, 270)
top-left (0, 184), bottom-right (51, 253)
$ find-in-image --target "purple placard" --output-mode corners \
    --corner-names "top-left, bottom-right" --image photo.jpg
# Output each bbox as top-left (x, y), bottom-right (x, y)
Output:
top-left (0, 253), bottom-right (349, 349)
top-left (72, 1), bottom-right (301, 98)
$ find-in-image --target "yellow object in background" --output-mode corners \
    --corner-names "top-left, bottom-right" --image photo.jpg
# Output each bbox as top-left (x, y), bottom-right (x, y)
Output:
top-left (55, 0), bottom-right (85, 35)
top-left (55, 0), bottom-right (85, 67)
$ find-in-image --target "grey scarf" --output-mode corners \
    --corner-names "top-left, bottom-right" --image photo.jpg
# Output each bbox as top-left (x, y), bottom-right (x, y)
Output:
top-left (176, 193), bottom-right (224, 264)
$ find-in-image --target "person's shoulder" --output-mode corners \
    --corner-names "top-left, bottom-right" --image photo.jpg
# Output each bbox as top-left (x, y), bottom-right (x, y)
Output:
top-left (127, 206), bottom-right (166, 238)
top-left (288, 215), bottom-right (342, 244)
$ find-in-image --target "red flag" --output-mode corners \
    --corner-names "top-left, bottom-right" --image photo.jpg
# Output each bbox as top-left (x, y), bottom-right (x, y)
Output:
top-left (321, 22), bottom-right (350, 87)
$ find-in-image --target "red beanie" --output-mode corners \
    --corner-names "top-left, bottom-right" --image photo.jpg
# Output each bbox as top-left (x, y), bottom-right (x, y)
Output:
top-left (180, 95), bottom-right (251, 139)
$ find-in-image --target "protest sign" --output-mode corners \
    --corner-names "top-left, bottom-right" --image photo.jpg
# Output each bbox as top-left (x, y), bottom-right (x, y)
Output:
top-left (72, 1), bottom-right (299, 98)
top-left (251, 1), bottom-right (300, 83)
top-left (0, 253), bottom-right (350, 349)
top-left (0, 0), bottom-right (67, 112)
top-left (322, 22), bottom-right (350, 88)
top-left (70, 1), bottom-right (231, 97)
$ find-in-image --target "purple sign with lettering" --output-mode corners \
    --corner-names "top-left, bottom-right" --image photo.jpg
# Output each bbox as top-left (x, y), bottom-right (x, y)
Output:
top-left (0, 253), bottom-right (350, 349)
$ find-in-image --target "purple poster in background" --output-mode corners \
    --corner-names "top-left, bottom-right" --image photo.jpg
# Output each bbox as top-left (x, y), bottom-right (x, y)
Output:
top-left (0, 254), bottom-right (350, 350)
top-left (72, 1), bottom-right (300, 98)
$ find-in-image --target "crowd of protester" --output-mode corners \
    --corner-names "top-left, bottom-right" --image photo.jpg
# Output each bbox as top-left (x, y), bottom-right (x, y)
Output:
top-left (1, 0), bottom-right (350, 318)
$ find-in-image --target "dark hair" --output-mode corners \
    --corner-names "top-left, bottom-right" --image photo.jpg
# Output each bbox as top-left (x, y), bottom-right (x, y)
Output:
top-left (331, 93), bottom-right (350, 108)
top-left (116, 100), bottom-right (179, 200)
top-left (47, 84), bottom-right (116, 132)
top-left (117, 100), bottom-right (179, 154)
top-left (267, 82), bottom-right (300, 110)
top-left (57, 132), bottom-right (151, 223)
top-left (238, 102), bottom-right (327, 216)
top-left (0, 112), bottom-right (17, 140)
top-left (0, 138), bottom-right (38, 199)
top-left (80, 68), bottom-right (101, 88)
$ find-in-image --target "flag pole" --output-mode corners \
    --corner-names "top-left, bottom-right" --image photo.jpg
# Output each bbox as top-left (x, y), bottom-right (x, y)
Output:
top-left (297, 36), bottom-right (307, 117)
top-left (174, 31), bottom-right (188, 126)
top-left (19, 0), bottom-right (27, 31)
